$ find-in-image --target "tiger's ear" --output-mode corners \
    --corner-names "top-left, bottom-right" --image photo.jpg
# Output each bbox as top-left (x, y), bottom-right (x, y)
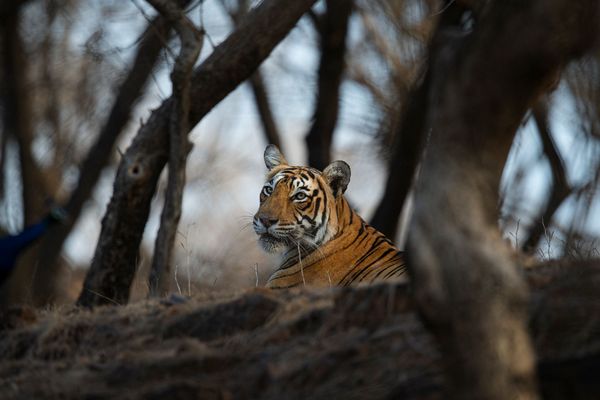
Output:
top-left (264, 144), bottom-right (288, 170)
top-left (323, 160), bottom-right (351, 197)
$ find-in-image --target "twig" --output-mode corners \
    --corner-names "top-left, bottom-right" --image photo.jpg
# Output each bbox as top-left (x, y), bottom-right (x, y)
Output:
top-left (85, 288), bottom-right (121, 306)
top-left (508, 219), bottom-right (520, 249)
top-left (297, 242), bottom-right (306, 286)
top-left (430, 0), bottom-right (456, 17)
top-left (254, 263), bottom-right (259, 287)
top-left (174, 263), bottom-right (182, 295)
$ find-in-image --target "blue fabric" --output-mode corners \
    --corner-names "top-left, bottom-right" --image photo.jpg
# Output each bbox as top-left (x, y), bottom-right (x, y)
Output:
top-left (0, 219), bottom-right (49, 281)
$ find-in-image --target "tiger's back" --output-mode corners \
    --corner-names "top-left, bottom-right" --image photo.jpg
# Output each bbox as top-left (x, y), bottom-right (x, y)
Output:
top-left (253, 145), bottom-right (406, 289)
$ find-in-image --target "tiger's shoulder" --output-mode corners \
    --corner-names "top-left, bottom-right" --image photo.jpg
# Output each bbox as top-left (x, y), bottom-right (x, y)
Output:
top-left (266, 198), bottom-right (407, 288)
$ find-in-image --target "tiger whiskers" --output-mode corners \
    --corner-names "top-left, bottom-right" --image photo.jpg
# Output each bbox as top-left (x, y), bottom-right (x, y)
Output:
top-left (238, 213), bottom-right (257, 232)
top-left (239, 222), bottom-right (253, 232)
top-left (296, 240), bottom-right (306, 286)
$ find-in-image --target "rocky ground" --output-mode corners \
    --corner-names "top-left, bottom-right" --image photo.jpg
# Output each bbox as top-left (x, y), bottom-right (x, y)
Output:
top-left (0, 261), bottom-right (599, 400)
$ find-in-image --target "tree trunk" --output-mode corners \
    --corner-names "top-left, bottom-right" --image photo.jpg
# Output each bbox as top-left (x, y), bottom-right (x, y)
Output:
top-left (522, 101), bottom-right (571, 252)
top-left (77, 0), bottom-right (319, 307)
top-left (222, 0), bottom-right (284, 152)
top-left (305, 0), bottom-right (352, 170)
top-left (249, 71), bottom-right (283, 150)
top-left (147, 0), bottom-right (203, 297)
top-left (407, 1), bottom-right (598, 399)
top-left (370, 1), bottom-right (466, 239)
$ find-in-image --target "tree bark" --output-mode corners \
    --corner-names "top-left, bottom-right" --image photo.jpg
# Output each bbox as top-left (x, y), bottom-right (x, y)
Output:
top-left (77, 0), bottom-right (319, 307)
top-left (305, 0), bottom-right (352, 170)
top-left (147, 0), bottom-right (203, 297)
top-left (407, 1), bottom-right (598, 399)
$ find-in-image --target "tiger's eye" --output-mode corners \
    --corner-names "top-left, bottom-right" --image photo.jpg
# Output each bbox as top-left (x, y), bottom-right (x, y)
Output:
top-left (262, 186), bottom-right (273, 196)
top-left (294, 192), bottom-right (307, 201)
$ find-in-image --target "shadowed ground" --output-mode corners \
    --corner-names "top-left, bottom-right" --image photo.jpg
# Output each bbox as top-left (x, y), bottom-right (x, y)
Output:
top-left (0, 261), bottom-right (598, 400)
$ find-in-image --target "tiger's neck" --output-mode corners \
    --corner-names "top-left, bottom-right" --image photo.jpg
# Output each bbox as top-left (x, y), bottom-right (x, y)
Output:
top-left (280, 196), bottom-right (356, 265)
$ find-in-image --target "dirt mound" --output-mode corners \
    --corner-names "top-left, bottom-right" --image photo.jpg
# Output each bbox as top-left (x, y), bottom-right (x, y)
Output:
top-left (0, 262), bottom-right (599, 399)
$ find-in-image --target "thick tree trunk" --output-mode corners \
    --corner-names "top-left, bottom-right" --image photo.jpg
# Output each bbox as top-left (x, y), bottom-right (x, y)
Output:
top-left (407, 1), bottom-right (598, 399)
top-left (305, 0), bottom-right (351, 170)
top-left (147, 0), bottom-right (203, 297)
top-left (77, 0), bottom-right (319, 307)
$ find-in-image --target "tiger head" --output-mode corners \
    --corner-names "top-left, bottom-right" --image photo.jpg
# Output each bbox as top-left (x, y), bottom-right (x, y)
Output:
top-left (253, 145), bottom-right (351, 253)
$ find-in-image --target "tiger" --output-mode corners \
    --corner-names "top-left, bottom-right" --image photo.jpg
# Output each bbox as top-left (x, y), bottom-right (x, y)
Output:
top-left (253, 144), bottom-right (407, 289)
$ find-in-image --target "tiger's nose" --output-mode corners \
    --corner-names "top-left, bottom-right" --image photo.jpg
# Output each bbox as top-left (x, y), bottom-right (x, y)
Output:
top-left (259, 216), bottom-right (278, 228)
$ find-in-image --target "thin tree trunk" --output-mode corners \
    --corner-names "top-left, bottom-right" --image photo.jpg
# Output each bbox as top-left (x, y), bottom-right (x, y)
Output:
top-left (407, 1), bottom-right (597, 399)
top-left (222, 0), bottom-right (284, 151)
top-left (249, 71), bottom-right (283, 150)
top-left (147, 0), bottom-right (202, 297)
top-left (370, 0), bottom-right (466, 239)
top-left (522, 101), bottom-right (571, 252)
top-left (369, 71), bottom-right (430, 238)
top-left (305, 0), bottom-right (352, 170)
top-left (77, 0), bottom-right (319, 307)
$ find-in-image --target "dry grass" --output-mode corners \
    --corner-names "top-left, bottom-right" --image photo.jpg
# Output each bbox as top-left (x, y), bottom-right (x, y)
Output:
top-left (1, 261), bottom-right (600, 399)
